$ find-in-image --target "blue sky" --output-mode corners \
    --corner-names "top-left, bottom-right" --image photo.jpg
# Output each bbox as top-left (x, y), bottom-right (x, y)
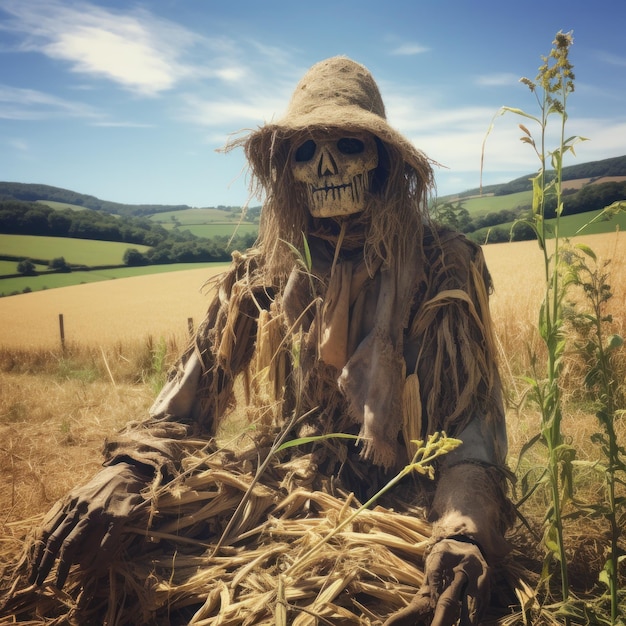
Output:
top-left (1, 0), bottom-right (625, 208)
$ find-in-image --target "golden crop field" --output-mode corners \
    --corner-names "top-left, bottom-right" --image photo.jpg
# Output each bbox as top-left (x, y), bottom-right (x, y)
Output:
top-left (0, 231), bottom-right (623, 353)
top-left (0, 265), bottom-right (225, 349)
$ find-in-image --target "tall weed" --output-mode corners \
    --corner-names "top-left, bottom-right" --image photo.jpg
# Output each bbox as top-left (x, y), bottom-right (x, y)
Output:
top-left (486, 31), bottom-right (626, 623)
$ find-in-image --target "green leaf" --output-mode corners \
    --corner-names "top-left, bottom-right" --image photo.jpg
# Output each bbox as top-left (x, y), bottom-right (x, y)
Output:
top-left (301, 232), bottom-right (312, 271)
top-left (544, 524), bottom-right (560, 555)
top-left (500, 107), bottom-right (541, 124)
top-left (276, 432), bottom-right (360, 452)
top-left (574, 243), bottom-right (596, 261)
top-left (531, 174), bottom-right (543, 217)
top-left (606, 334), bottom-right (624, 351)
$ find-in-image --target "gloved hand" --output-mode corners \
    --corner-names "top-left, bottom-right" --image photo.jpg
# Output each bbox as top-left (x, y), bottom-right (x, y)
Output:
top-left (384, 537), bottom-right (489, 626)
top-left (29, 461), bottom-right (152, 589)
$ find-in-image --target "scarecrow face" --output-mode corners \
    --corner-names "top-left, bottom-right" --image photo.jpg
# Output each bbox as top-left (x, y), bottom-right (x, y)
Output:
top-left (291, 131), bottom-right (378, 218)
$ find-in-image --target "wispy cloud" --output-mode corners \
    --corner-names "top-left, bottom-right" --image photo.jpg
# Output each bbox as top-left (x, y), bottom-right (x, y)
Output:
top-left (178, 91), bottom-right (291, 130)
top-left (595, 50), bottom-right (626, 68)
top-left (0, 0), bottom-right (213, 96)
top-left (475, 72), bottom-right (520, 87)
top-left (383, 86), bottom-right (556, 176)
top-left (7, 138), bottom-right (30, 153)
top-left (389, 42), bottom-right (430, 56)
top-left (0, 84), bottom-right (101, 120)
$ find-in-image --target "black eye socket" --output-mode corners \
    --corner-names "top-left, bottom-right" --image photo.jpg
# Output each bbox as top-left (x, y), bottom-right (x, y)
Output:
top-left (294, 139), bottom-right (316, 162)
top-left (337, 137), bottom-right (364, 154)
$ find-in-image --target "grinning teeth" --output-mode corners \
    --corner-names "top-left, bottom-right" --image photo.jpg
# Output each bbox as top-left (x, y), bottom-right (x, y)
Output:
top-left (308, 172), bottom-right (368, 214)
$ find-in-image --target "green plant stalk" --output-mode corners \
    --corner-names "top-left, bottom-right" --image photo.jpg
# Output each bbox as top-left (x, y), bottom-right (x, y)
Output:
top-left (529, 45), bottom-right (571, 605)
top-left (599, 409), bottom-right (620, 624)
top-left (584, 264), bottom-right (621, 623)
top-left (493, 33), bottom-right (580, 614)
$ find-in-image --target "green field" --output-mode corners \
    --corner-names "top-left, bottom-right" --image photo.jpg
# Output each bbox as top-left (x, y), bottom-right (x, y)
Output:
top-left (552, 206), bottom-right (626, 236)
top-left (0, 262), bottom-right (229, 297)
top-left (0, 234), bottom-right (150, 265)
top-left (443, 190), bottom-right (533, 217)
top-left (0, 260), bottom-right (47, 275)
top-left (170, 223), bottom-right (258, 238)
top-left (150, 207), bottom-right (246, 224)
top-left (470, 206), bottom-right (626, 243)
top-left (36, 200), bottom-right (88, 212)
top-left (150, 207), bottom-right (258, 239)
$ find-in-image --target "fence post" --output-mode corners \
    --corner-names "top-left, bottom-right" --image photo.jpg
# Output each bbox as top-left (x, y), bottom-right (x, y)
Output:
top-left (59, 313), bottom-right (65, 352)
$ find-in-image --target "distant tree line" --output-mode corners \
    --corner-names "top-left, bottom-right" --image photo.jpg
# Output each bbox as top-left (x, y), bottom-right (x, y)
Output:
top-left (1, 199), bottom-right (175, 245)
top-left (0, 182), bottom-right (191, 217)
top-left (122, 232), bottom-right (257, 266)
top-left (0, 199), bottom-right (257, 266)
top-left (493, 155), bottom-right (626, 196)
top-left (541, 180), bottom-right (626, 218)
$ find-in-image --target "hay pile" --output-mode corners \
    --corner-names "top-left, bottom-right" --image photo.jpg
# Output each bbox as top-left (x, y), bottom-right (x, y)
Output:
top-left (2, 439), bottom-right (431, 625)
top-left (2, 435), bottom-right (535, 625)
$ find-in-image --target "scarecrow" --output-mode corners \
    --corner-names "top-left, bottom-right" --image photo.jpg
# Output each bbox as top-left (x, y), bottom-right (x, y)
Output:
top-left (7, 57), bottom-right (516, 625)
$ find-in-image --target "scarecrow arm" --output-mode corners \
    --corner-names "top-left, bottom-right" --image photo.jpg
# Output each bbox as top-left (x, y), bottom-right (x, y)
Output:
top-left (385, 417), bottom-right (514, 626)
top-left (103, 252), bottom-right (270, 479)
top-left (392, 232), bottom-right (514, 624)
top-left (30, 254), bottom-right (269, 588)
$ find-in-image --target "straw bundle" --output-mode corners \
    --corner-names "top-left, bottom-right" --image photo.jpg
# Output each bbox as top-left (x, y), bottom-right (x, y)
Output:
top-left (2, 440), bottom-right (438, 625)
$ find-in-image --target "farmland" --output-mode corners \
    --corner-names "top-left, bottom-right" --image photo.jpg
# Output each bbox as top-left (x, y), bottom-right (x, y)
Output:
top-left (0, 234), bottom-right (150, 266)
top-left (0, 261), bottom-right (226, 296)
top-left (0, 231), bottom-right (624, 622)
top-left (148, 206), bottom-right (259, 239)
top-left (0, 230), bottom-right (621, 351)
top-left (0, 264), bottom-right (225, 348)
top-left (445, 175), bottom-right (626, 219)
top-left (0, 233), bottom-right (229, 296)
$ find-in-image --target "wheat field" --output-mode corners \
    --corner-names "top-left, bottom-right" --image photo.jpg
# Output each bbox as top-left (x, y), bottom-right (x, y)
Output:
top-left (0, 231), bottom-right (624, 622)
top-left (0, 232), bottom-right (623, 351)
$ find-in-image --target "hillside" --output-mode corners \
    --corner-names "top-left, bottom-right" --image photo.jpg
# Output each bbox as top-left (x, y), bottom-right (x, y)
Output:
top-left (0, 182), bottom-right (254, 218)
top-left (2, 155), bottom-right (625, 219)
top-left (432, 155), bottom-right (626, 244)
top-left (1, 153), bottom-right (624, 284)
top-left (445, 154), bottom-right (626, 199)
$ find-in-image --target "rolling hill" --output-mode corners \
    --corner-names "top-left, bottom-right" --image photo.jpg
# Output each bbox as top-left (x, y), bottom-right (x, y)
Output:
top-left (1, 154), bottom-right (625, 294)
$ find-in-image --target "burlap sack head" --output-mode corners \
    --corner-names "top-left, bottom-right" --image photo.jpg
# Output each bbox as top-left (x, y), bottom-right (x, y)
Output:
top-left (228, 56), bottom-right (435, 278)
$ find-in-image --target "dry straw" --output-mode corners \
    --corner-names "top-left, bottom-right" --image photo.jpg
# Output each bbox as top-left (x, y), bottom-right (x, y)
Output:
top-left (1, 431), bottom-right (536, 625)
top-left (2, 443), bottom-right (434, 624)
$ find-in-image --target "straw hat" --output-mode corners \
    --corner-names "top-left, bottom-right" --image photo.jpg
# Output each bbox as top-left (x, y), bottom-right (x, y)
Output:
top-left (245, 56), bottom-right (431, 178)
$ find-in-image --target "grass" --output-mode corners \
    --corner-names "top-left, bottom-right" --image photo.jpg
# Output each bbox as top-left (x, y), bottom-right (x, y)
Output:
top-left (149, 207), bottom-right (248, 224)
top-left (551, 206), bottom-right (626, 236)
top-left (0, 260), bottom-right (47, 275)
top-left (456, 189), bottom-right (533, 216)
top-left (167, 222), bottom-right (259, 238)
top-left (445, 177), bottom-right (626, 220)
top-left (472, 211), bottom-right (626, 245)
top-left (0, 234), bottom-right (150, 265)
top-left (484, 30), bottom-right (626, 623)
top-left (148, 206), bottom-right (259, 238)
top-left (0, 261), bottom-right (228, 296)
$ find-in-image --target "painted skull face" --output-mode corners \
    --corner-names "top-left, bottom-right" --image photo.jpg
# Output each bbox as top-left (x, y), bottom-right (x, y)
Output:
top-left (291, 132), bottom-right (379, 218)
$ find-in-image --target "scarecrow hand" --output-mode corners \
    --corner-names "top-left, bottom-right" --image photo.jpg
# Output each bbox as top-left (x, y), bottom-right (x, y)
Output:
top-left (29, 461), bottom-right (151, 589)
top-left (383, 537), bottom-right (489, 626)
